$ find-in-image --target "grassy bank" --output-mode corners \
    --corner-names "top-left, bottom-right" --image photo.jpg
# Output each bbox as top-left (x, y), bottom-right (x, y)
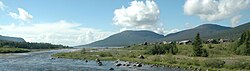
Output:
top-left (0, 47), bottom-right (30, 53)
top-left (52, 43), bottom-right (250, 71)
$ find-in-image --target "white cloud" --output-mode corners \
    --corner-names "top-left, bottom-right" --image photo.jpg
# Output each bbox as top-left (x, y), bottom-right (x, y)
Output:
top-left (0, 1), bottom-right (6, 10)
top-left (231, 15), bottom-right (242, 27)
top-left (166, 29), bottom-right (180, 35)
top-left (113, 0), bottom-right (164, 34)
top-left (9, 8), bottom-right (33, 21)
top-left (184, 0), bottom-right (250, 21)
top-left (0, 20), bottom-right (113, 46)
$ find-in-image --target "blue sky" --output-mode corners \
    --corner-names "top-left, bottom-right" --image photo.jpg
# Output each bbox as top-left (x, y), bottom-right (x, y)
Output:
top-left (0, 0), bottom-right (249, 46)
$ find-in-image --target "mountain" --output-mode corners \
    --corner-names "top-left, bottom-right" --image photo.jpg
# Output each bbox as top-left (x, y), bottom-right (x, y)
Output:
top-left (81, 30), bottom-right (164, 47)
top-left (163, 22), bottom-right (250, 41)
top-left (163, 24), bottom-right (231, 41)
top-left (207, 22), bottom-right (250, 39)
top-left (0, 35), bottom-right (26, 42)
top-left (78, 22), bottom-right (250, 47)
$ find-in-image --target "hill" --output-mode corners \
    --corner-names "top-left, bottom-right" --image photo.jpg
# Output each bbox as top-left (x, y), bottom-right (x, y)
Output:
top-left (0, 35), bottom-right (26, 42)
top-left (163, 22), bottom-right (250, 41)
top-left (77, 22), bottom-right (250, 47)
top-left (81, 30), bottom-right (164, 47)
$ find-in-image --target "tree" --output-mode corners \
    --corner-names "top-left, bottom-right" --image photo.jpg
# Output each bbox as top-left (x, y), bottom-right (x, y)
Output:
top-left (235, 30), bottom-right (250, 55)
top-left (193, 33), bottom-right (203, 56)
top-left (145, 43), bottom-right (178, 55)
top-left (170, 42), bottom-right (178, 55)
top-left (81, 48), bottom-right (86, 54)
top-left (193, 33), bottom-right (208, 57)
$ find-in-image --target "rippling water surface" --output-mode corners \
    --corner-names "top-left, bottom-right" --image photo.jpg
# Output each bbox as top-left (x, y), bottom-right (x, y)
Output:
top-left (0, 49), bottom-right (185, 71)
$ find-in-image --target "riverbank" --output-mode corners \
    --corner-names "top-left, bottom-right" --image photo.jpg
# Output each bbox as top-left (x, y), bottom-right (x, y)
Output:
top-left (52, 43), bottom-right (250, 71)
top-left (0, 49), bottom-right (177, 71)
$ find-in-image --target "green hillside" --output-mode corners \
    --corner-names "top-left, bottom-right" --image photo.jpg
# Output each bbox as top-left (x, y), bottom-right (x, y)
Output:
top-left (81, 30), bottom-right (165, 47)
top-left (78, 22), bottom-right (250, 47)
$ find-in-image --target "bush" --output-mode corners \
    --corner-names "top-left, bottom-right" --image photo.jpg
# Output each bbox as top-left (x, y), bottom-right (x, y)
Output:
top-left (201, 49), bottom-right (209, 57)
top-left (202, 59), bottom-right (225, 68)
top-left (208, 44), bottom-right (214, 49)
top-left (80, 48), bottom-right (86, 54)
top-left (98, 52), bottom-right (113, 57)
top-left (145, 43), bottom-right (178, 55)
top-left (170, 42), bottom-right (178, 55)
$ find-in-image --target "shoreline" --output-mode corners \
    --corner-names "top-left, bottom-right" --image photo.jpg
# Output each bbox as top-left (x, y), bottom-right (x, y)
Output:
top-left (52, 44), bottom-right (250, 71)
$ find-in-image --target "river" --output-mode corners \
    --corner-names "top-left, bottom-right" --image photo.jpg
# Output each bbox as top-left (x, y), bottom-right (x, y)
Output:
top-left (0, 49), bottom-right (185, 71)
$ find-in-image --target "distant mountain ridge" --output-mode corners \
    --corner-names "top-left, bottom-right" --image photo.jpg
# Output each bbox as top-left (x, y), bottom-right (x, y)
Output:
top-left (162, 24), bottom-right (232, 41)
top-left (80, 30), bottom-right (164, 47)
top-left (0, 35), bottom-right (26, 42)
top-left (163, 22), bottom-right (250, 42)
top-left (78, 22), bottom-right (250, 47)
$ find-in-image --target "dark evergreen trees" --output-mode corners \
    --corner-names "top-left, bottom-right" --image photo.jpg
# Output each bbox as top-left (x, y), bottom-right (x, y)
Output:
top-left (145, 43), bottom-right (178, 55)
top-left (235, 30), bottom-right (250, 55)
top-left (193, 33), bottom-right (208, 57)
top-left (0, 40), bottom-right (70, 49)
top-left (170, 42), bottom-right (178, 55)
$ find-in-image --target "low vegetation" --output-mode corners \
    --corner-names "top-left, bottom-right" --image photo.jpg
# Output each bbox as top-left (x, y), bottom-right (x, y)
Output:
top-left (53, 30), bottom-right (250, 71)
top-left (0, 46), bottom-right (30, 53)
top-left (0, 40), bottom-right (72, 53)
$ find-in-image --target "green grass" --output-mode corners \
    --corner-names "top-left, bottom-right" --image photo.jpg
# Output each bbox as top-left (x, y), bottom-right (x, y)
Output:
top-left (52, 43), bottom-right (250, 71)
top-left (0, 47), bottom-right (30, 53)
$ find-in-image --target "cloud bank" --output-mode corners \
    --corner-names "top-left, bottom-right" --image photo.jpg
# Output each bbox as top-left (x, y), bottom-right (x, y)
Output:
top-left (231, 15), bottom-right (242, 27)
top-left (9, 8), bottom-right (33, 21)
top-left (113, 0), bottom-right (164, 34)
top-left (0, 20), bottom-right (112, 46)
top-left (0, 1), bottom-right (6, 10)
top-left (184, 0), bottom-right (250, 24)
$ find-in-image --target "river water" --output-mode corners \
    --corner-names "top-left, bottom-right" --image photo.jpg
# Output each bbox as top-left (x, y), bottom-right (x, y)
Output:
top-left (0, 49), bottom-right (185, 71)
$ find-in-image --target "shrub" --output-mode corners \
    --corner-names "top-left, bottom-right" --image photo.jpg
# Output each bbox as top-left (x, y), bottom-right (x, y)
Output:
top-left (201, 49), bottom-right (209, 57)
top-left (80, 48), bottom-right (86, 54)
top-left (170, 42), bottom-right (178, 55)
top-left (145, 43), bottom-right (178, 55)
top-left (98, 52), bottom-right (112, 57)
top-left (208, 44), bottom-right (214, 49)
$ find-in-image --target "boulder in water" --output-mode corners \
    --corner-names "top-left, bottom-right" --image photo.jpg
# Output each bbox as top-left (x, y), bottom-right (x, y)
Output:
top-left (109, 68), bottom-right (114, 70)
top-left (97, 61), bottom-right (102, 66)
top-left (136, 63), bottom-right (142, 67)
top-left (116, 63), bottom-right (122, 66)
top-left (51, 57), bottom-right (55, 60)
top-left (96, 58), bottom-right (100, 62)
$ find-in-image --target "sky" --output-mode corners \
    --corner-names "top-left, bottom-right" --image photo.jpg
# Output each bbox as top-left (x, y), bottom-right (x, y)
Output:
top-left (0, 0), bottom-right (249, 46)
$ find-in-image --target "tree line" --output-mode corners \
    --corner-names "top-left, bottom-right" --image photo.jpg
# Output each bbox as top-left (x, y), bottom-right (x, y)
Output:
top-left (145, 30), bottom-right (250, 57)
top-left (0, 40), bottom-right (71, 49)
